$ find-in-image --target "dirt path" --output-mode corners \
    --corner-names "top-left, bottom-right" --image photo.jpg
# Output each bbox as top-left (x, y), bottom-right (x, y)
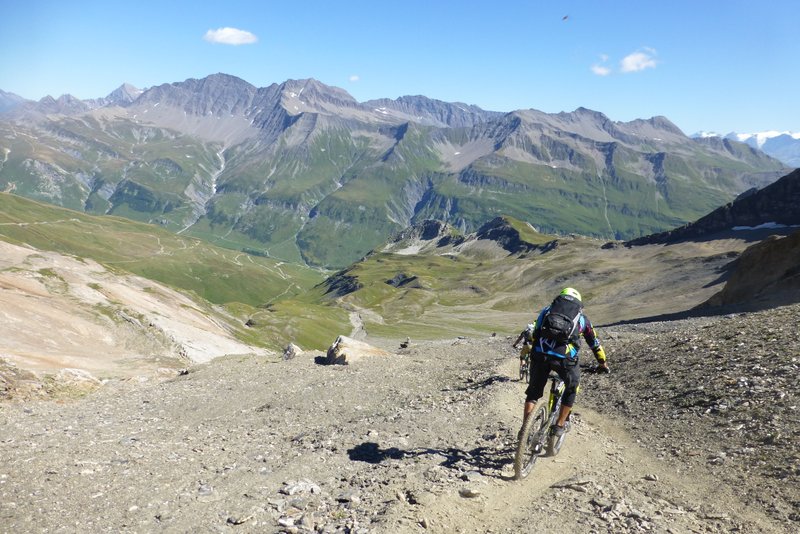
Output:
top-left (379, 357), bottom-right (787, 533)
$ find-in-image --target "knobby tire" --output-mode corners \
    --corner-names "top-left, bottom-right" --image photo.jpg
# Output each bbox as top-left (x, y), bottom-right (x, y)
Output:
top-left (513, 399), bottom-right (549, 480)
top-left (519, 362), bottom-right (529, 383)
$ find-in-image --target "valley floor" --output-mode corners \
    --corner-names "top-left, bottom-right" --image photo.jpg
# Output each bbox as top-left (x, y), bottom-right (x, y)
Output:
top-left (0, 305), bottom-right (798, 533)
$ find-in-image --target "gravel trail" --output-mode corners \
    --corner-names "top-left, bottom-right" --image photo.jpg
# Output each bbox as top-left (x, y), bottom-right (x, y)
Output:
top-left (1, 305), bottom-right (798, 533)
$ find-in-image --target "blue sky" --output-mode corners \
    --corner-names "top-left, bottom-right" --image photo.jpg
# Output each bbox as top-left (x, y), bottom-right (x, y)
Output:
top-left (1, 0), bottom-right (797, 135)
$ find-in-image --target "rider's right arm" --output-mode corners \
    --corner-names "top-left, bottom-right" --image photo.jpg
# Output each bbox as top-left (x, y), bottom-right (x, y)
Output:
top-left (512, 333), bottom-right (524, 347)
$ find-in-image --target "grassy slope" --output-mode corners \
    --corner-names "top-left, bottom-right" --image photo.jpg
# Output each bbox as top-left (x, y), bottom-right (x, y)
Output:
top-left (318, 220), bottom-right (745, 344)
top-left (0, 192), bottom-right (753, 353)
top-left (0, 193), bottom-right (350, 351)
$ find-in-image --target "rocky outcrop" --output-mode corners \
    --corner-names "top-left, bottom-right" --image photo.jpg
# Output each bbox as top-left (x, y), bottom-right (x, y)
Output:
top-left (388, 219), bottom-right (456, 243)
top-left (319, 268), bottom-right (363, 298)
top-left (323, 335), bottom-right (391, 365)
top-left (702, 229), bottom-right (800, 308)
top-left (475, 217), bottom-right (541, 254)
top-left (386, 273), bottom-right (420, 288)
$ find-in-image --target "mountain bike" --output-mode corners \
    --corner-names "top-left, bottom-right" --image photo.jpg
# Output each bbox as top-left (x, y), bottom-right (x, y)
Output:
top-left (519, 354), bottom-right (530, 383)
top-left (513, 372), bottom-right (569, 480)
top-left (515, 343), bottom-right (531, 383)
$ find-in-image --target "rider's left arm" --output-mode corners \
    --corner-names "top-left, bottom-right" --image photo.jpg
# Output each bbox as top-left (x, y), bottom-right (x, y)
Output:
top-left (581, 315), bottom-right (607, 364)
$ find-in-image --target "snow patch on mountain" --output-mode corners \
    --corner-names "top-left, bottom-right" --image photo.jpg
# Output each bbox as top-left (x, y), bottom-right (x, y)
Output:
top-left (733, 131), bottom-right (800, 148)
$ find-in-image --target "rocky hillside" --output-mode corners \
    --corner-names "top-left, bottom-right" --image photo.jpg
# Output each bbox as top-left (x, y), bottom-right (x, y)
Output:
top-left (0, 74), bottom-right (790, 267)
top-left (0, 239), bottom-right (269, 390)
top-left (702, 229), bottom-right (800, 309)
top-left (626, 168), bottom-right (800, 245)
top-left (0, 303), bottom-right (797, 533)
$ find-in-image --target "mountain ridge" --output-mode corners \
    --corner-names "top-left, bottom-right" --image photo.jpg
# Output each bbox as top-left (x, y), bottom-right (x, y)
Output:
top-left (0, 74), bottom-right (791, 268)
top-left (625, 168), bottom-right (800, 245)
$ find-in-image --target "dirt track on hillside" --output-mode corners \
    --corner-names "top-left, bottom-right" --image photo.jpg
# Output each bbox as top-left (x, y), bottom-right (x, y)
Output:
top-left (1, 313), bottom-right (796, 533)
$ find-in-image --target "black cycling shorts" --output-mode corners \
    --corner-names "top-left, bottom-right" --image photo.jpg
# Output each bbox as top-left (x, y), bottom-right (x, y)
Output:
top-left (525, 352), bottom-right (580, 407)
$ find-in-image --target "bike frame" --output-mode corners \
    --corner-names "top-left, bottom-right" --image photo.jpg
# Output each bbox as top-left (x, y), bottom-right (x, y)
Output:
top-left (547, 374), bottom-right (565, 423)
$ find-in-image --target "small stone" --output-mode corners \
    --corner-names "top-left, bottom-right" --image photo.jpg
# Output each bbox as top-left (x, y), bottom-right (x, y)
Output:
top-left (278, 516), bottom-right (295, 527)
top-left (461, 470), bottom-right (484, 483)
top-left (459, 487), bottom-right (481, 498)
top-left (227, 514), bottom-right (253, 525)
top-left (280, 479), bottom-right (321, 495)
top-left (337, 490), bottom-right (361, 504)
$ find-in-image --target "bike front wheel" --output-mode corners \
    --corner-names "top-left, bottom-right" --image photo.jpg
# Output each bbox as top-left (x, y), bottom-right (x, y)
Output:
top-left (513, 399), bottom-right (549, 480)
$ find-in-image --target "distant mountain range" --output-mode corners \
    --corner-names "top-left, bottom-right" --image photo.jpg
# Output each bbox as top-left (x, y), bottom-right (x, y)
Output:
top-left (694, 130), bottom-right (800, 167)
top-left (0, 74), bottom-right (791, 268)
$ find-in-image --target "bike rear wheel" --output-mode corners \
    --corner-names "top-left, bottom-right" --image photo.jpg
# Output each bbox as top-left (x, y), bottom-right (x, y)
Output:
top-left (519, 362), bottom-right (529, 382)
top-left (513, 399), bottom-right (549, 480)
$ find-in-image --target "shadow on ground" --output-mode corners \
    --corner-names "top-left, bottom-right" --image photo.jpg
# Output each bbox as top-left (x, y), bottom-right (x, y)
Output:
top-left (347, 441), bottom-right (514, 479)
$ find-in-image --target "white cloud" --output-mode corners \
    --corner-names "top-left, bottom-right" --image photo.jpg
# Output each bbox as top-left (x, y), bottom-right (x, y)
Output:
top-left (620, 48), bottom-right (657, 73)
top-left (591, 54), bottom-right (611, 76)
top-left (203, 27), bottom-right (258, 46)
top-left (349, 75), bottom-right (360, 82)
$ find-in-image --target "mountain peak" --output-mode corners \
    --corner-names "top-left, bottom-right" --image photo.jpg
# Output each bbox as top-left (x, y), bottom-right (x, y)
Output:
top-left (0, 89), bottom-right (26, 113)
top-left (279, 78), bottom-right (359, 110)
top-left (35, 93), bottom-right (90, 114)
top-left (105, 83), bottom-right (142, 105)
top-left (563, 107), bottom-right (612, 124)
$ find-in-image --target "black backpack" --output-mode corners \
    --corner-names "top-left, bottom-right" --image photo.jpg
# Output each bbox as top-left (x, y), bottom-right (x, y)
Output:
top-left (540, 295), bottom-right (582, 343)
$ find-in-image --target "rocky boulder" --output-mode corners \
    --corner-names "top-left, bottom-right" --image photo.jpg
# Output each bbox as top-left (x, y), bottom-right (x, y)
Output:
top-left (324, 336), bottom-right (392, 365)
top-left (283, 343), bottom-right (304, 361)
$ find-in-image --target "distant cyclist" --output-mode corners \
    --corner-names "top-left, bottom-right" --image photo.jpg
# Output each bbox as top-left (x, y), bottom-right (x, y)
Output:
top-left (512, 323), bottom-right (535, 376)
top-left (520, 288), bottom-right (609, 438)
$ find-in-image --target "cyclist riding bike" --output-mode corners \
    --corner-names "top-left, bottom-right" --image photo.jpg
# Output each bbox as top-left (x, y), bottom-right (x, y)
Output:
top-left (520, 288), bottom-right (609, 439)
top-left (512, 323), bottom-right (535, 378)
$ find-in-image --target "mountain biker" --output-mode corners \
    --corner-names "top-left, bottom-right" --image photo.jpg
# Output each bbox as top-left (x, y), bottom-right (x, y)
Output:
top-left (521, 287), bottom-right (609, 438)
top-left (512, 323), bottom-right (535, 373)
